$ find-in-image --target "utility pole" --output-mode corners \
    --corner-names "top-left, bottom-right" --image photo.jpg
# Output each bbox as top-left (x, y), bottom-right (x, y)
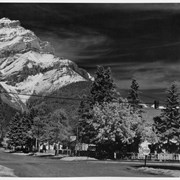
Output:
top-left (76, 121), bottom-right (80, 156)
top-left (35, 118), bottom-right (40, 152)
top-left (76, 125), bottom-right (78, 156)
top-left (144, 155), bottom-right (147, 167)
top-left (37, 121), bottom-right (40, 152)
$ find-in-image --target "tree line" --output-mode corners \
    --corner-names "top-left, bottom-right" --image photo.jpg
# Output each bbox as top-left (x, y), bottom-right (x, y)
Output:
top-left (77, 66), bottom-right (180, 157)
top-left (6, 103), bottom-right (71, 152)
top-left (4, 65), bottom-right (180, 156)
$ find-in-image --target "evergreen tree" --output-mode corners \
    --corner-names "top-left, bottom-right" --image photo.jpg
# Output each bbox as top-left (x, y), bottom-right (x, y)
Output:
top-left (153, 83), bottom-right (180, 153)
top-left (127, 79), bottom-right (147, 153)
top-left (78, 97), bottom-right (96, 144)
top-left (128, 79), bottom-right (141, 111)
top-left (22, 112), bottom-right (35, 151)
top-left (7, 109), bottom-right (38, 152)
top-left (78, 66), bottom-right (120, 144)
top-left (90, 66), bottom-right (119, 105)
top-left (0, 99), bottom-right (17, 142)
top-left (7, 113), bottom-right (27, 149)
top-left (0, 113), bottom-right (5, 141)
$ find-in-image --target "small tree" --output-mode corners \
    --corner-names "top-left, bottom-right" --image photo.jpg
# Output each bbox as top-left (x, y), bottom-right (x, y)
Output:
top-left (153, 83), bottom-right (180, 153)
top-left (127, 79), bottom-right (145, 152)
top-left (128, 79), bottom-right (141, 111)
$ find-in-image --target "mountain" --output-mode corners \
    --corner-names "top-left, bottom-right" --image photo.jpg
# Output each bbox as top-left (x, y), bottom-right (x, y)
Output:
top-left (0, 18), bottom-right (93, 112)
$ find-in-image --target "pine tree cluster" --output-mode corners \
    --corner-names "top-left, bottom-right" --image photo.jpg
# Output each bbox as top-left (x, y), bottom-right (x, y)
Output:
top-left (6, 102), bottom-right (71, 152)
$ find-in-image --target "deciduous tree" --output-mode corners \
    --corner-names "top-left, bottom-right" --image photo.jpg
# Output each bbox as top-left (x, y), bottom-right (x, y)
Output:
top-left (44, 109), bottom-right (71, 144)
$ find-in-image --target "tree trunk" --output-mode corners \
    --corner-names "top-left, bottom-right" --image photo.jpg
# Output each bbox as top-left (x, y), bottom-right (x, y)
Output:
top-left (35, 138), bottom-right (38, 151)
top-left (36, 138), bottom-right (40, 152)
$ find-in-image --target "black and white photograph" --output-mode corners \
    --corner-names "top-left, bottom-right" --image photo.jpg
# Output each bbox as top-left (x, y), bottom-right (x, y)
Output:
top-left (0, 2), bottom-right (180, 177)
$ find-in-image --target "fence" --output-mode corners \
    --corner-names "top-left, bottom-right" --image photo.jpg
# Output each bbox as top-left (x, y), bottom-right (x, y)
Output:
top-left (117, 152), bottom-right (180, 162)
top-left (57, 149), bottom-right (180, 162)
top-left (157, 153), bottom-right (180, 161)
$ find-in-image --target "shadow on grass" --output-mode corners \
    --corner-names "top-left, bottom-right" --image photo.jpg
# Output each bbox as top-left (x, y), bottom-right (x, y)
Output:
top-left (34, 154), bottom-right (65, 160)
top-left (34, 154), bottom-right (54, 158)
top-left (8, 151), bottom-right (19, 153)
top-left (134, 165), bottom-right (180, 171)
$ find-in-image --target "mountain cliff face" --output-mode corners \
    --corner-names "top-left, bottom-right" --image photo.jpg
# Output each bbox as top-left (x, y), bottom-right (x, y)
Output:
top-left (0, 18), bottom-right (92, 111)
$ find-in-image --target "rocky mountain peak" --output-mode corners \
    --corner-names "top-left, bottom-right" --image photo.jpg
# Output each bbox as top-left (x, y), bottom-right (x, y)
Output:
top-left (0, 17), bottom-right (20, 28)
top-left (0, 18), bottom-right (93, 111)
top-left (0, 17), bottom-right (54, 57)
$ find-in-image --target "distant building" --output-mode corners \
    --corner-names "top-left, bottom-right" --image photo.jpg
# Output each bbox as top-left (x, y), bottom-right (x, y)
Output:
top-left (139, 103), bottom-right (149, 108)
top-left (151, 104), bottom-right (166, 109)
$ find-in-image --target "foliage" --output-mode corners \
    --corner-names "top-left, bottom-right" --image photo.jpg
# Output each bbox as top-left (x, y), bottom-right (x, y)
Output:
top-left (29, 102), bottom-right (52, 143)
top-left (153, 83), bottom-right (180, 153)
top-left (126, 79), bottom-right (152, 152)
top-left (79, 99), bottom-right (146, 155)
top-left (27, 81), bottom-right (92, 132)
top-left (78, 96), bottom-right (96, 144)
top-left (138, 118), bottom-right (158, 144)
top-left (128, 79), bottom-right (141, 111)
top-left (7, 112), bottom-right (22, 147)
top-left (90, 66), bottom-right (120, 105)
top-left (78, 66), bottom-right (122, 146)
top-left (43, 109), bottom-right (71, 144)
top-left (22, 81), bottom-right (91, 150)
top-left (92, 102), bottom-right (141, 145)
top-left (6, 101), bottom-right (72, 151)
top-left (77, 67), bottom-right (152, 156)
top-left (0, 98), bottom-right (17, 140)
top-left (79, 100), bottom-right (150, 157)
top-left (30, 116), bottom-right (47, 143)
top-left (0, 113), bottom-right (6, 141)
top-left (29, 102), bottom-right (71, 146)
top-left (7, 112), bottom-right (32, 149)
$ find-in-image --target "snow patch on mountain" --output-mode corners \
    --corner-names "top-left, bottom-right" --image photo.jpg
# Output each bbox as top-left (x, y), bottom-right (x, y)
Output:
top-left (0, 18), bottom-right (93, 111)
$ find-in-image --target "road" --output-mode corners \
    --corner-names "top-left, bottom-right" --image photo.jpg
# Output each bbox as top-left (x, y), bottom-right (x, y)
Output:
top-left (0, 149), bottom-right (171, 177)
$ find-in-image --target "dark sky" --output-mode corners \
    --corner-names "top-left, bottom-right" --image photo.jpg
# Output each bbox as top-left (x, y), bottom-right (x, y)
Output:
top-left (1, 3), bottom-right (180, 102)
